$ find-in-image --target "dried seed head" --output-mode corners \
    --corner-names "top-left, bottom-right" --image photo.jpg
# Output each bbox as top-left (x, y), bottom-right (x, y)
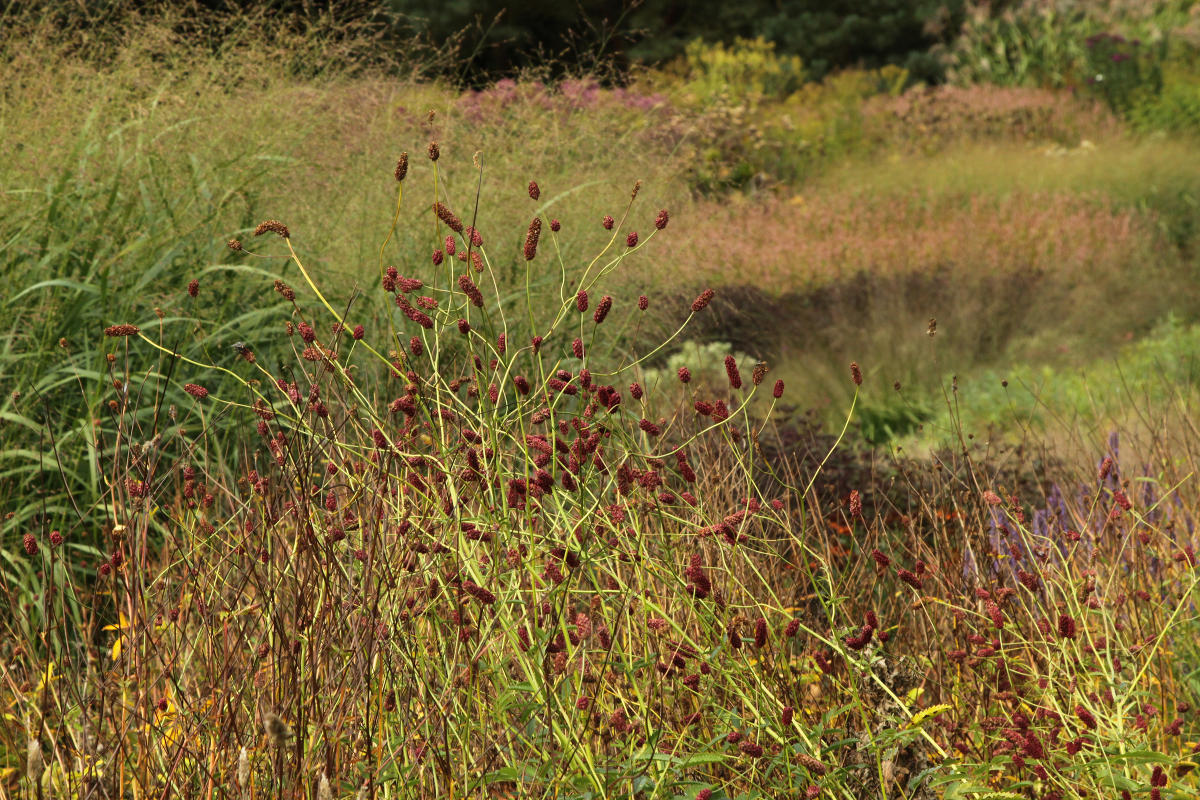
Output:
top-left (264, 712), bottom-right (293, 746)
top-left (23, 534), bottom-right (37, 555)
top-left (631, 179), bottom-right (641, 200)
top-left (524, 218), bottom-right (542, 261)
top-left (26, 738), bottom-right (43, 781)
top-left (184, 383), bottom-right (209, 399)
top-left (228, 239), bottom-right (243, 251)
top-left (237, 746), bottom-right (250, 786)
top-left (253, 220), bottom-right (290, 239)
top-left (528, 181), bottom-right (540, 200)
top-left (395, 152), bottom-right (409, 181)
top-left (752, 361), bottom-right (767, 386)
top-left (427, 141), bottom-right (440, 161)
top-left (105, 324), bottom-right (140, 337)
top-left (317, 771), bottom-right (332, 800)
top-left (850, 361), bottom-right (863, 386)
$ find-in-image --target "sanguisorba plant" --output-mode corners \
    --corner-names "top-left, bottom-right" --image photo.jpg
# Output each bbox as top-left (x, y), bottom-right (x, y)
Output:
top-left (12, 147), bottom-right (875, 799)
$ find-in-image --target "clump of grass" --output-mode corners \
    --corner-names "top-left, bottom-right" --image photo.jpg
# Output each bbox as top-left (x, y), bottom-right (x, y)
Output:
top-left (4, 136), bottom-right (1199, 800)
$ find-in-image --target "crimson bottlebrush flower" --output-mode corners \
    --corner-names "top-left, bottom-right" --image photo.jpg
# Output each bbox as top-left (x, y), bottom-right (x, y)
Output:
top-left (298, 322), bottom-right (316, 342)
top-left (983, 490), bottom-right (1003, 505)
top-left (398, 300), bottom-right (433, 329)
top-left (531, 334), bottom-right (543, 353)
top-left (513, 375), bottom-right (530, 394)
top-left (352, 324), bottom-right (365, 340)
top-left (432, 248), bottom-right (444, 265)
top-left (639, 419), bottom-right (661, 437)
top-left (1114, 490), bottom-right (1132, 510)
top-left (184, 383), bottom-right (209, 399)
top-left (655, 209), bottom-right (669, 230)
top-left (672, 366), bottom-right (690, 384)
top-left (458, 274), bottom-right (484, 308)
top-left (897, 569), bottom-right (923, 590)
top-left (409, 336), bottom-right (423, 356)
top-left (849, 489), bottom-right (862, 518)
top-left (1076, 705), bottom-right (1097, 730)
top-left (433, 201), bottom-right (463, 232)
top-left (754, 617), bottom-right (768, 649)
top-left (1099, 455), bottom-right (1114, 480)
top-left (1017, 569), bottom-right (1040, 591)
top-left (254, 219), bottom-right (290, 238)
top-left (626, 231), bottom-right (638, 247)
top-left (528, 181), bottom-right (540, 200)
top-left (1058, 613), bottom-right (1076, 639)
top-left (593, 295), bottom-right (613, 323)
top-left (23, 533), bottom-right (37, 555)
top-left (457, 319), bottom-right (471, 335)
top-left (524, 217), bottom-right (542, 260)
top-left (394, 152), bottom-right (408, 181)
top-left (550, 219), bottom-right (561, 232)
top-left (694, 400), bottom-right (713, 416)
top-left (724, 355), bottom-right (742, 389)
top-left (602, 214), bottom-right (614, 230)
top-left (850, 361), bottom-right (863, 386)
top-left (187, 279), bottom-right (199, 298)
top-left (771, 379), bottom-right (784, 399)
top-left (464, 226), bottom-right (483, 247)
top-left (781, 706), bottom-right (794, 725)
top-left (576, 290), bottom-right (589, 312)
top-left (844, 624), bottom-right (874, 650)
top-left (638, 294), bottom-right (649, 310)
top-left (739, 740), bottom-right (763, 758)
top-left (628, 382), bottom-right (643, 400)
top-left (987, 601), bottom-right (1003, 628)
top-left (696, 790), bottom-right (713, 800)
top-left (784, 618), bottom-right (800, 637)
top-left (572, 338), bottom-right (584, 359)
top-left (105, 324), bottom-right (139, 337)
top-left (462, 581), bottom-right (496, 605)
top-left (49, 530), bottom-right (63, 547)
top-left (691, 288), bottom-right (715, 313)
top-left (675, 449), bottom-right (695, 478)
